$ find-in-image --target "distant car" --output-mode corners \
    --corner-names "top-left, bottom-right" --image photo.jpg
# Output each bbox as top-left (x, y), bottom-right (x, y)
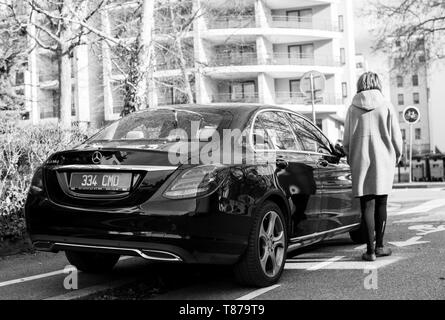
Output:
top-left (26, 105), bottom-right (364, 287)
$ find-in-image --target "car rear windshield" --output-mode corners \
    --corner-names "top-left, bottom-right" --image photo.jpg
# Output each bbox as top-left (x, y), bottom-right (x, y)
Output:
top-left (84, 108), bottom-right (231, 146)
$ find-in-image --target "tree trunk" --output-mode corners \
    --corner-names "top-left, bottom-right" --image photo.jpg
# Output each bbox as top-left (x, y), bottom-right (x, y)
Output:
top-left (59, 44), bottom-right (72, 129)
top-left (176, 39), bottom-right (194, 104)
top-left (135, 0), bottom-right (154, 110)
top-left (59, 2), bottom-right (72, 129)
top-left (169, 2), bottom-right (194, 104)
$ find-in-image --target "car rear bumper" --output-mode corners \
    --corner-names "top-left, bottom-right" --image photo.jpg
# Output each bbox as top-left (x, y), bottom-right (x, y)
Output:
top-left (26, 196), bottom-right (251, 265)
top-left (30, 235), bottom-right (242, 264)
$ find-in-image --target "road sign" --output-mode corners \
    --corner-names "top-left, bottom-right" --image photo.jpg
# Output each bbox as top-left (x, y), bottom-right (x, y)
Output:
top-left (300, 71), bottom-right (326, 124)
top-left (403, 106), bottom-right (421, 183)
top-left (403, 106), bottom-right (420, 124)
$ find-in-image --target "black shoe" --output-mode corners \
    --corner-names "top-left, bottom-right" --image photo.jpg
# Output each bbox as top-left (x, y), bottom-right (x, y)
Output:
top-left (375, 247), bottom-right (392, 257)
top-left (362, 252), bottom-right (376, 261)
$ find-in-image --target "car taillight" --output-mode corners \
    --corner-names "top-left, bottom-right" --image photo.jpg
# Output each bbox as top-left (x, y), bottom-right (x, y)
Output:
top-left (30, 167), bottom-right (44, 193)
top-left (163, 165), bottom-right (227, 199)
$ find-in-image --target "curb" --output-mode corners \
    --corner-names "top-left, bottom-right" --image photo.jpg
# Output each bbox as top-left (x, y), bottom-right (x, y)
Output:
top-left (394, 183), bottom-right (445, 189)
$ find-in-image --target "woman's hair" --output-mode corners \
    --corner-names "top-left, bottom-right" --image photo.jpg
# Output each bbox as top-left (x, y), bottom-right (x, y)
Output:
top-left (357, 72), bottom-right (382, 93)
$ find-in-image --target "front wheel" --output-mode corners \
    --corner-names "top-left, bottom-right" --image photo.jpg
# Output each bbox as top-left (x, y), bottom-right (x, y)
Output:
top-left (65, 251), bottom-right (120, 273)
top-left (234, 201), bottom-right (287, 287)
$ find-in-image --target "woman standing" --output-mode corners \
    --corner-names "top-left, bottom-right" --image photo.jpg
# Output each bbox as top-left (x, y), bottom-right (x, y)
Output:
top-left (343, 72), bottom-right (403, 261)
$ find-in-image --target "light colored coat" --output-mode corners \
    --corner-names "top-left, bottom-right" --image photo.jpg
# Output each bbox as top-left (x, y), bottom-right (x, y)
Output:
top-left (343, 89), bottom-right (403, 197)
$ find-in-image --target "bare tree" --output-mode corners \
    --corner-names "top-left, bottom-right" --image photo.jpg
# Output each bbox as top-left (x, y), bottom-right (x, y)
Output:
top-left (114, 0), bottom-right (200, 116)
top-left (2, 0), bottom-right (127, 128)
top-left (0, 3), bottom-right (27, 112)
top-left (367, 0), bottom-right (445, 69)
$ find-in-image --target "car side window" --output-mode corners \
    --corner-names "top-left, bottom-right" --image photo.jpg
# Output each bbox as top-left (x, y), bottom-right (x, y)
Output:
top-left (255, 111), bottom-right (303, 151)
top-left (252, 117), bottom-right (274, 150)
top-left (287, 113), bottom-right (332, 155)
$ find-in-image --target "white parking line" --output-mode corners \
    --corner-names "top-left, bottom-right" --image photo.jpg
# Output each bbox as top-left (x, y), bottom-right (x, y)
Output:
top-left (393, 199), bottom-right (445, 216)
top-left (0, 269), bottom-right (72, 288)
top-left (285, 256), bottom-right (401, 270)
top-left (306, 256), bottom-right (344, 270)
top-left (236, 285), bottom-right (281, 300)
top-left (0, 256), bottom-right (134, 289)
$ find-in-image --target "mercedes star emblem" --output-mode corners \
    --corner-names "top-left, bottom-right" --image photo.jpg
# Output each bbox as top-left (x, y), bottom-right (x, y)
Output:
top-left (91, 151), bottom-right (103, 164)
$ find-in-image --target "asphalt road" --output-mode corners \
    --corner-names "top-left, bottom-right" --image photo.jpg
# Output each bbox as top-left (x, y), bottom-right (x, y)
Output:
top-left (1, 188), bottom-right (444, 300)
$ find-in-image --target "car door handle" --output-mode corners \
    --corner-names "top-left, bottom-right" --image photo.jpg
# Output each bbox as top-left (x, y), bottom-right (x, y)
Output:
top-left (318, 160), bottom-right (329, 167)
top-left (276, 158), bottom-right (289, 169)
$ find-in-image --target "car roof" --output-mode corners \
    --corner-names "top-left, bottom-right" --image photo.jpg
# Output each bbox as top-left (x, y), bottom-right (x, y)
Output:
top-left (129, 104), bottom-right (313, 131)
top-left (148, 104), bottom-right (306, 116)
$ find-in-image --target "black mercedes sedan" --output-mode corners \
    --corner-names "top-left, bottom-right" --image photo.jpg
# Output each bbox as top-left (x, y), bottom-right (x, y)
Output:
top-left (26, 104), bottom-right (364, 287)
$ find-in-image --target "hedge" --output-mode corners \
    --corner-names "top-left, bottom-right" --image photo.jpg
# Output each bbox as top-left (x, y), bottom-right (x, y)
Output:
top-left (0, 117), bottom-right (95, 243)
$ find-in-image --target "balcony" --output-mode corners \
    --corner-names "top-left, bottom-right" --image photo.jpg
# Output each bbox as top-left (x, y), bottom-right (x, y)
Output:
top-left (275, 92), bottom-right (342, 105)
top-left (212, 93), bottom-right (259, 103)
top-left (155, 59), bottom-right (195, 71)
top-left (269, 16), bottom-right (336, 32)
top-left (210, 52), bottom-right (258, 67)
top-left (207, 16), bottom-right (256, 29)
top-left (269, 53), bottom-right (340, 67)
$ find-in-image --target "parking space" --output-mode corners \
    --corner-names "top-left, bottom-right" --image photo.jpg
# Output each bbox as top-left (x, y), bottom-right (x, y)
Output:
top-left (0, 188), bottom-right (444, 300)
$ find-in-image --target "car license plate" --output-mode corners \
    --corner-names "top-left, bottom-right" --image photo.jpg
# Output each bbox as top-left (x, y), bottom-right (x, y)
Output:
top-left (69, 173), bottom-right (132, 191)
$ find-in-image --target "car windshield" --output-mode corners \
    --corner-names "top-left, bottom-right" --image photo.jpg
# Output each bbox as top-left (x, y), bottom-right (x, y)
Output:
top-left (80, 108), bottom-right (230, 149)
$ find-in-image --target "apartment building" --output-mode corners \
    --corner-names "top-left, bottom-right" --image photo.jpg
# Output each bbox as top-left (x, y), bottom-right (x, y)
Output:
top-left (389, 62), bottom-right (432, 156)
top-left (24, 0), bottom-right (357, 143)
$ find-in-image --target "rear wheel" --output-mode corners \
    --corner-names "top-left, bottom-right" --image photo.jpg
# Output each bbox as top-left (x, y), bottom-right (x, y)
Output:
top-left (234, 201), bottom-right (287, 287)
top-left (65, 251), bottom-right (120, 273)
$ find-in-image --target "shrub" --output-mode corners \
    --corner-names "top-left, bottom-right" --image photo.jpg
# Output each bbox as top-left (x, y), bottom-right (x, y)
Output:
top-left (0, 117), bottom-right (96, 241)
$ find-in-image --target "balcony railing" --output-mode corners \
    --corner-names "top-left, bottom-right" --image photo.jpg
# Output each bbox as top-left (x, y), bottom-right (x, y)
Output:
top-left (270, 16), bottom-right (336, 31)
top-left (210, 52), bottom-right (258, 67)
top-left (207, 15), bottom-right (256, 29)
top-left (155, 60), bottom-right (195, 71)
top-left (269, 53), bottom-right (340, 67)
top-left (212, 93), bottom-right (259, 103)
top-left (275, 92), bottom-right (343, 105)
top-left (157, 97), bottom-right (187, 106)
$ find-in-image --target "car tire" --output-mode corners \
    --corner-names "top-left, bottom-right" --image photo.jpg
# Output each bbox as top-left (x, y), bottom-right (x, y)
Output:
top-left (349, 222), bottom-right (368, 244)
top-left (65, 251), bottom-right (120, 273)
top-left (234, 201), bottom-right (288, 287)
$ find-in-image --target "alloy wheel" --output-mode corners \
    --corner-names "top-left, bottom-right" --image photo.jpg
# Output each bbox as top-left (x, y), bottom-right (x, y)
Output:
top-left (258, 210), bottom-right (285, 277)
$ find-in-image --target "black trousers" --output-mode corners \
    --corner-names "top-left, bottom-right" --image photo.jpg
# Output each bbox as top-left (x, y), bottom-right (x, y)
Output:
top-left (360, 195), bottom-right (388, 253)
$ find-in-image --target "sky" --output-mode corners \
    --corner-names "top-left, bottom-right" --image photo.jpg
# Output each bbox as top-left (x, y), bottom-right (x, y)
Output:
top-left (353, 0), bottom-right (391, 96)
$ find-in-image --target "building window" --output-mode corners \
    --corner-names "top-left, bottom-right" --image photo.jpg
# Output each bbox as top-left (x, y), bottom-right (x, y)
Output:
top-left (338, 15), bottom-right (344, 32)
top-left (289, 79), bottom-right (300, 96)
top-left (399, 111), bottom-right (403, 122)
top-left (396, 76), bottom-right (403, 87)
top-left (412, 75), bottom-right (419, 86)
top-left (395, 40), bottom-right (401, 47)
top-left (398, 94), bottom-right (404, 105)
top-left (340, 48), bottom-right (346, 65)
top-left (401, 129), bottom-right (406, 141)
top-left (415, 128), bottom-right (421, 140)
top-left (286, 9), bottom-right (313, 21)
top-left (15, 71), bottom-right (25, 86)
top-left (413, 92), bottom-right (420, 104)
top-left (230, 81), bottom-right (256, 101)
top-left (288, 44), bottom-right (314, 60)
top-left (342, 82), bottom-right (348, 98)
